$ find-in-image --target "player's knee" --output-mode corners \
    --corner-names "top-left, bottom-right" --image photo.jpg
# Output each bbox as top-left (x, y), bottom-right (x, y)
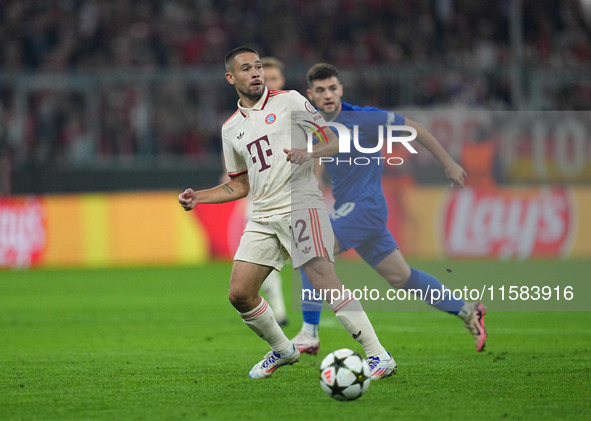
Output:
top-left (228, 287), bottom-right (253, 311)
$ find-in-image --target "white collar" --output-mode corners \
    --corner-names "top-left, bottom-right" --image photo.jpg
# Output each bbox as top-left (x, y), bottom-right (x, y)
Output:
top-left (237, 87), bottom-right (270, 115)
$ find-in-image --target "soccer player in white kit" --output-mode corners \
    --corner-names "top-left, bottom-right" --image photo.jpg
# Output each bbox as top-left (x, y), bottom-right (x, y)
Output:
top-left (179, 47), bottom-right (395, 379)
top-left (253, 56), bottom-right (288, 325)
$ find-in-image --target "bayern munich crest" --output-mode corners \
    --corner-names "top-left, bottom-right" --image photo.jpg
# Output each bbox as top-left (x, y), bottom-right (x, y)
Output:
top-left (265, 113), bottom-right (277, 124)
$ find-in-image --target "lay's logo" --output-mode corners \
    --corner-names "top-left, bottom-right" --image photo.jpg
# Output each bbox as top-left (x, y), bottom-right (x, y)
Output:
top-left (441, 188), bottom-right (574, 259)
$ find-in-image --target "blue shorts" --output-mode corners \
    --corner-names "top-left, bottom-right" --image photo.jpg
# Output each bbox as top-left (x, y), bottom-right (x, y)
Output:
top-left (329, 201), bottom-right (398, 267)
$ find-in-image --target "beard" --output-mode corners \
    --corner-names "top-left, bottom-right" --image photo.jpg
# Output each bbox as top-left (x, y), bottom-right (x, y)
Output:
top-left (237, 83), bottom-right (265, 102)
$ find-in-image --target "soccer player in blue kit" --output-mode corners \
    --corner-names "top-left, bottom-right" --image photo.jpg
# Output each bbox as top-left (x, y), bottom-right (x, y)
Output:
top-left (292, 63), bottom-right (487, 357)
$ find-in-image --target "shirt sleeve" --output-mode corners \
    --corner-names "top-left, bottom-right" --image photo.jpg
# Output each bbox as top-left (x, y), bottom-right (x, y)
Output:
top-left (354, 107), bottom-right (405, 148)
top-left (388, 110), bottom-right (405, 126)
top-left (221, 126), bottom-right (247, 177)
top-left (288, 90), bottom-right (330, 138)
top-left (363, 106), bottom-right (405, 126)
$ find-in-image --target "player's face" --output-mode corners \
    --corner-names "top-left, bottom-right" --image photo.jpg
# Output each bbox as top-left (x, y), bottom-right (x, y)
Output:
top-left (263, 66), bottom-right (285, 90)
top-left (225, 53), bottom-right (265, 102)
top-left (307, 77), bottom-right (343, 114)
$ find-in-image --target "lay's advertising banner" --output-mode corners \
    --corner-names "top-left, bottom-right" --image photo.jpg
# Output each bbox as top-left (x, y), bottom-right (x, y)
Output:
top-left (439, 187), bottom-right (584, 260)
top-left (373, 185), bottom-right (590, 260)
top-left (0, 192), bottom-right (208, 268)
top-left (1, 187), bottom-right (590, 269)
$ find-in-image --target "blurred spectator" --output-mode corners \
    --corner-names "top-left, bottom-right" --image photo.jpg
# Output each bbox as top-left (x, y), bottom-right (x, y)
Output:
top-left (0, 0), bottom-right (589, 169)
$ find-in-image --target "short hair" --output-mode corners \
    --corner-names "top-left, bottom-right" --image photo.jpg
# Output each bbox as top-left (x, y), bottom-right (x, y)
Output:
top-left (261, 57), bottom-right (284, 71)
top-left (307, 63), bottom-right (340, 87)
top-left (224, 46), bottom-right (259, 72)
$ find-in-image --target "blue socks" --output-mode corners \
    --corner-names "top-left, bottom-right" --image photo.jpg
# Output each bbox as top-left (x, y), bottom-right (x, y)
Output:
top-left (300, 269), bottom-right (322, 324)
top-left (404, 268), bottom-right (464, 315)
top-left (300, 267), bottom-right (464, 321)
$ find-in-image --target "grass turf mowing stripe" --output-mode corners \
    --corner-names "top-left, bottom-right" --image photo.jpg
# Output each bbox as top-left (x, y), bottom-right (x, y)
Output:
top-left (0, 261), bottom-right (590, 420)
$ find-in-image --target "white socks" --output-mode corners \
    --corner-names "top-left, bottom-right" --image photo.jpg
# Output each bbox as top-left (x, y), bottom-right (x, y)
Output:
top-left (240, 291), bottom-right (386, 359)
top-left (330, 291), bottom-right (386, 358)
top-left (261, 270), bottom-right (287, 323)
top-left (239, 298), bottom-right (292, 356)
top-left (302, 322), bottom-right (319, 338)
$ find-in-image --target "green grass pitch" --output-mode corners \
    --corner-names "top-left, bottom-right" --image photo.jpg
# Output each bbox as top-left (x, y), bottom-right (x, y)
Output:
top-left (1, 260), bottom-right (590, 420)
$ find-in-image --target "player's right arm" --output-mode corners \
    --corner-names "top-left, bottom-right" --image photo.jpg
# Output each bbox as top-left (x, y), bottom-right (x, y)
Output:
top-left (178, 173), bottom-right (249, 211)
top-left (179, 117), bottom-right (250, 210)
top-left (405, 118), bottom-right (467, 188)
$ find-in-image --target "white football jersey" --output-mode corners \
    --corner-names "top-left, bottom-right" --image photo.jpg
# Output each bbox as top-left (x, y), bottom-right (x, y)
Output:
top-left (222, 88), bottom-right (327, 218)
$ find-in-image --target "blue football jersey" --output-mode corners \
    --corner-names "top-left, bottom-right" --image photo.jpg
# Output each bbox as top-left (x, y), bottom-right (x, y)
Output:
top-left (322, 102), bottom-right (405, 210)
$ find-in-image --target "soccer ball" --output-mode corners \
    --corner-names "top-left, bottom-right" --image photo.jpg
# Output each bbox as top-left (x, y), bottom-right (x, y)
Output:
top-left (319, 348), bottom-right (371, 401)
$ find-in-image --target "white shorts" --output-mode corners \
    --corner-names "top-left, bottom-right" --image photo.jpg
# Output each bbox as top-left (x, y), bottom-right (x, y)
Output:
top-left (234, 208), bottom-right (335, 271)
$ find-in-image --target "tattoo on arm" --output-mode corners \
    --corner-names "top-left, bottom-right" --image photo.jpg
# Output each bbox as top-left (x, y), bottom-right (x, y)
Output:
top-left (221, 183), bottom-right (234, 195)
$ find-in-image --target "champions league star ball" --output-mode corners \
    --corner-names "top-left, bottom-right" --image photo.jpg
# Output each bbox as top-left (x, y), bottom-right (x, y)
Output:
top-left (319, 349), bottom-right (371, 401)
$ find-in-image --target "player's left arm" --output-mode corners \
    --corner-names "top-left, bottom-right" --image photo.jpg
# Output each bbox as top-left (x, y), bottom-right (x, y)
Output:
top-left (283, 91), bottom-right (340, 165)
top-left (405, 118), bottom-right (467, 188)
top-left (283, 128), bottom-right (339, 164)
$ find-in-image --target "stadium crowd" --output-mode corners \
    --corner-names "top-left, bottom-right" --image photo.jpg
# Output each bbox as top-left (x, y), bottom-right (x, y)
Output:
top-left (0, 0), bottom-right (589, 166)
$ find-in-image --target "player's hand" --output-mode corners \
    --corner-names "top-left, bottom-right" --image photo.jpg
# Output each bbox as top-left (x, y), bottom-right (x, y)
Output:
top-left (444, 161), bottom-right (467, 188)
top-left (283, 148), bottom-right (312, 165)
top-left (179, 188), bottom-right (197, 211)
